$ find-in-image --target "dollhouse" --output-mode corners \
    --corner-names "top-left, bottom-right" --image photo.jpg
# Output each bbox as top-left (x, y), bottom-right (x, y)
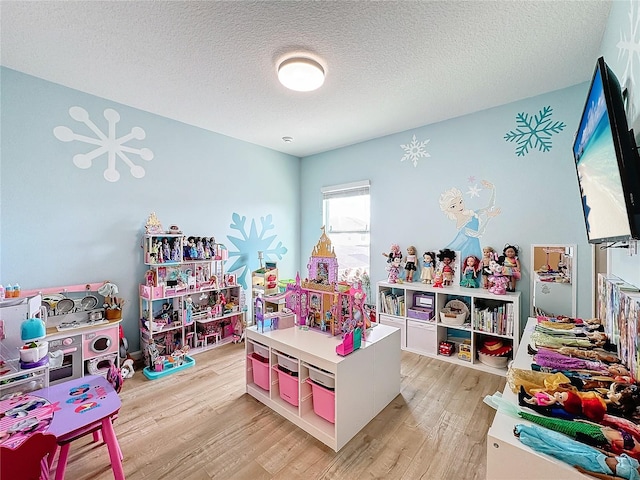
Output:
top-left (284, 227), bottom-right (368, 337)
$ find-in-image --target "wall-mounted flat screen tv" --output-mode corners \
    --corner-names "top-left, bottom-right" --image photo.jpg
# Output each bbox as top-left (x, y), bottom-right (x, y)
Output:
top-left (573, 56), bottom-right (640, 244)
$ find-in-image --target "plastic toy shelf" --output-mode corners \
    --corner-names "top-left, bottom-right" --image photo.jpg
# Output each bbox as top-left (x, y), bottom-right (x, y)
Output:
top-left (142, 355), bottom-right (196, 380)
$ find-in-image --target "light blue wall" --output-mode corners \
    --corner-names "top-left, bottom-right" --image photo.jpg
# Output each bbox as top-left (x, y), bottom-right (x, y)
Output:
top-left (0, 68), bottom-right (301, 351)
top-left (301, 85), bottom-right (591, 325)
top-left (300, 0), bottom-right (640, 326)
top-left (599, 0), bottom-right (640, 287)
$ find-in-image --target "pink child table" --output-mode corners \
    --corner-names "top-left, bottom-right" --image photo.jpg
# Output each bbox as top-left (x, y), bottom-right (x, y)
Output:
top-left (0, 374), bottom-right (124, 479)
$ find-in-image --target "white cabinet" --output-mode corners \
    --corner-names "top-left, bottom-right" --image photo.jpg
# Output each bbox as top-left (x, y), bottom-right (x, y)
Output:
top-left (245, 323), bottom-right (401, 451)
top-left (377, 281), bottom-right (520, 376)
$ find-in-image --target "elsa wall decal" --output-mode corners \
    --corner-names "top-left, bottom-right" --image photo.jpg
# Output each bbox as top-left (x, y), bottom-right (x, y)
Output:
top-left (439, 180), bottom-right (501, 261)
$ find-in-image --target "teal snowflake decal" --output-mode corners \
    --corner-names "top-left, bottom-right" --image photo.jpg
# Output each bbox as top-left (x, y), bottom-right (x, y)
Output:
top-left (226, 213), bottom-right (288, 289)
top-left (504, 106), bottom-right (566, 156)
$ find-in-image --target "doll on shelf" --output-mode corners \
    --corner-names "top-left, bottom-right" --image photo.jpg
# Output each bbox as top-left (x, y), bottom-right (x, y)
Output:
top-left (162, 238), bottom-right (171, 262)
top-left (460, 255), bottom-right (481, 288)
top-left (196, 237), bottom-right (205, 260)
top-left (405, 246), bottom-right (418, 282)
top-left (437, 248), bottom-right (456, 286)
top-left (386, 256), bottom-right (403, 284)
top-left (500, 244), bottom-right (521, 292)
top-left (171, 239), bottom-right (181, 262)
top-left (382, 244), bottom-right (402, 264)
top-left (432, 270), bottom-right (444, 288)
top-left (481, 246), bottom-right (495, 289)
top-left (487, 256), bottom-right (509, 295)
top-left (420, 251), bottom-right (436, 284)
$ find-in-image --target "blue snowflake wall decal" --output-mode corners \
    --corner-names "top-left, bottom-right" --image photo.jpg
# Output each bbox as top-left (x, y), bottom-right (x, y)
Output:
top-left (504, 106), bottom-right (566, 156)
top-left (226, 213), bottom-right (288, 289)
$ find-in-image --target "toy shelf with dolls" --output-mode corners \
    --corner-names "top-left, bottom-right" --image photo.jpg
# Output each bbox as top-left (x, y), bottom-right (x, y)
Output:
top-left (377, 281), bottom-right (520, 376)
top-left (139, 216), bottom-right (245, 379)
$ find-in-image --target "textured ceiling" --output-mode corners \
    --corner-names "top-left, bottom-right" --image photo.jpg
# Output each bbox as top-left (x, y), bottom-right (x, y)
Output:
top-left (0, 1), bottom-right (612, 157)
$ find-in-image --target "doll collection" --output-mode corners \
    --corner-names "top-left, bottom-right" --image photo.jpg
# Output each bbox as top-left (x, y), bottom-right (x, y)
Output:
top-left (484, 315), bottom-right (640, 479)
top-left (383, 243), bottom-right (521, 294)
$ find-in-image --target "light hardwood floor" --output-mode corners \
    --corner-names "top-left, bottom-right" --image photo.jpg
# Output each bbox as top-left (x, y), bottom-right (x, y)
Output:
top-left (60, 342), bottom-right (505, 480)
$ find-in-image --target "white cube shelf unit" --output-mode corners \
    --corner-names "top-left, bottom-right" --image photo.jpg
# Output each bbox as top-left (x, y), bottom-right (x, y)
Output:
top-left (377, 281), bottom-right (520, 376)
top-left (245, 323), bottom-right (400, 451)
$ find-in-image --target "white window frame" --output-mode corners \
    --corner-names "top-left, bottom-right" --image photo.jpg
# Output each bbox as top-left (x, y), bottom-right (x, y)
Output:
top-left (321, 180), bottom-right (371, 297)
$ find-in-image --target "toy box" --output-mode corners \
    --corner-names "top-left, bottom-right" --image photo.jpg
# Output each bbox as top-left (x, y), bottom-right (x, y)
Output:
top-left (274, 365), bottom-right (299, 406)
top-left (306, 378), bottom-right (335, 423)
top-left (413, 292), bottom-right (435, 309)
top-left (407, 306), bottom-right (434, 321)
top-left (249, 353), bottom-right (270, 391)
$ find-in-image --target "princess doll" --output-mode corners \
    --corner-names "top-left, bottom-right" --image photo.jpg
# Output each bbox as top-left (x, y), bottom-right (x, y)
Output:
top-left (420, 251), bottom-right (436, 284)
top-left (460, 255), bottom-right (480, 288)
top-left (501, 244), bottom-right (521, 292)
top-left (481, 246), bottom-right (495, 289)
top-left (437, 248), bottom-right (456, 286)
top-left (405, 246), bottom-right (418, 282)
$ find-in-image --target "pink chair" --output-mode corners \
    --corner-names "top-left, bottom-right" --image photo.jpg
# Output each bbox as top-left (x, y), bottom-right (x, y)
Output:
top-left (0, 432), bottom-right (58, 480)
top-left (54, 414), bottom-right (122, 480)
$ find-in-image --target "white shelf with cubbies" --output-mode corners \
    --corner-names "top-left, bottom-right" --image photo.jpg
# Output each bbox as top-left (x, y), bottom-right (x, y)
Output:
top-left (377, 281), bottom-right (520, 376)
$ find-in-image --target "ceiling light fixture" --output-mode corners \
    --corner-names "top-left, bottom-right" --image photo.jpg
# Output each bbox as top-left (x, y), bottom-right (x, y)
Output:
top-left (277, 57), bottom-right (325, 92)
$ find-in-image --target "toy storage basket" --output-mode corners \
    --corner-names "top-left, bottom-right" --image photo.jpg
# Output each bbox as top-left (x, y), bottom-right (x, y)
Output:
top-left (249, 353), bottom-right (270, 391)
top-left (273, 365), bottom-right (299, 406)
top-left (306, 378), bottom-right (336, 423)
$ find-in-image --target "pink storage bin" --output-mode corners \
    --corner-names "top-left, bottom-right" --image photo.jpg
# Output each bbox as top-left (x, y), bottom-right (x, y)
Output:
top-left (273, 365), bottom-right (299, 406)
top-left (249, 353), bottom-right (270, 391)
top-left (306, 378), bottom-right (335, 423)
top-left (139, 284), bottom-right (164, 299)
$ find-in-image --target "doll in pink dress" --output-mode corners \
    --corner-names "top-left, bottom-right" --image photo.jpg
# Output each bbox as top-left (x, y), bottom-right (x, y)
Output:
top-left (387, 256), bottom-right (402, 283)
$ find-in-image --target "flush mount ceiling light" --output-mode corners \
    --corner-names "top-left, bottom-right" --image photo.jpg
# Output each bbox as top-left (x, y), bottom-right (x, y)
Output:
top-left (277, 57), bottom-right (325, 92)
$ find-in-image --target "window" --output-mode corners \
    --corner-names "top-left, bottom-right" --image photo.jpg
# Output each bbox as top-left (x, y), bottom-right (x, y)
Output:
top-left (322, 181), bottom-right (370, 292)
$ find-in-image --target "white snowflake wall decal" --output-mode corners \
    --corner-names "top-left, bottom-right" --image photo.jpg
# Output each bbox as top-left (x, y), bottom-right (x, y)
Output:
top-left (503, 105), bottom-right (566, 157)
top-left (53, 106), bottom-right (154, 182)
top-left (466, 184), bottom-right (481, 198)
top-left (400, 134), bottom-right (431, 167)
top-left (617, 0), bottom-right (640, 119)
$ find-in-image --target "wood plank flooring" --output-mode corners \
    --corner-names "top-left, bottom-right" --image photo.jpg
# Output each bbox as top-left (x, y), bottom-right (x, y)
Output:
top-left (59, 342), bottom-right (505, 480)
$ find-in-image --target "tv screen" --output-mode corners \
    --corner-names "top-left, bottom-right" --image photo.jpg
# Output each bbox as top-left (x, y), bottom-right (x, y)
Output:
top-left (573, 57), bottom-right (640, 243)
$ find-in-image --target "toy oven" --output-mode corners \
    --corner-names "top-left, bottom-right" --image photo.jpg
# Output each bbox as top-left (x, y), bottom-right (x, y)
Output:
top-left (48, 334), bottom-right (83, 385)
top-left (83, 327), bottom-right (119, 360)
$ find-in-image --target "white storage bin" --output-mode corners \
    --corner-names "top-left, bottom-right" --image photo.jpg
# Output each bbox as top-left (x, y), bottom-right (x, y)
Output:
top-left (304, 363), bottom-right (335, 389)
top-left (251, 341), bottom-right (269, 360)
top-left (275, 351), bottom-right (298, 373)
top-left (407, 320), bottom-right (436, 355)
